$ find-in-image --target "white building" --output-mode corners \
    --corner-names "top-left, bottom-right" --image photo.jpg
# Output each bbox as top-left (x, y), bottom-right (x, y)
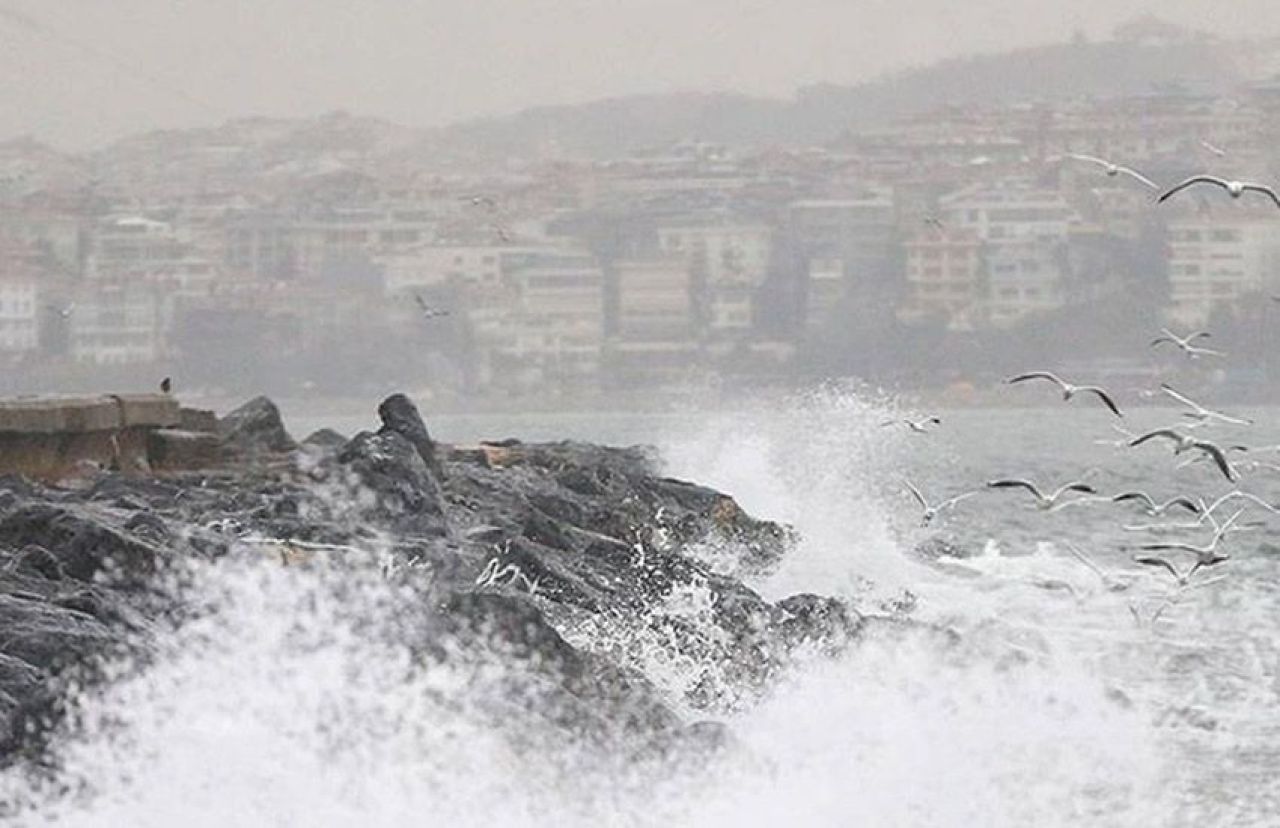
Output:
top-left (88, 217), bottom-right (188, 280)
top-left (899, 228), bottom-right (983, 328)
top-left (940, 183), bottom-right (1077, 244)
top-left (468, 250), bottom-right (606, 387)
top-left (655, 218), bottom-right (772, 336)
top-left (985, 239), bottom-right (1066, 328)
top-left (380, 243), bottom-right (504, 295)
top-left (0, 274), bottom-right (38, 354)
top-left (1166, 213), bottom-right (1280, 327)
top-left (69, 285), bottom-right (164, 365)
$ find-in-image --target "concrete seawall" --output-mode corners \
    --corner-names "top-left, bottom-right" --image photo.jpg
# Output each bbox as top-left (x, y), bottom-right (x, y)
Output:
top-left (0, 395), bottom-right (186, 481)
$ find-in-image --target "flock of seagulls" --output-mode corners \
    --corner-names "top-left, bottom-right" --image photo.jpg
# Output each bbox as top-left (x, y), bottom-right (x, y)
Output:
top-left (897, 319), bottom-right (1280, 626)
top-left (1064, 149), bottom-right (1280, 210)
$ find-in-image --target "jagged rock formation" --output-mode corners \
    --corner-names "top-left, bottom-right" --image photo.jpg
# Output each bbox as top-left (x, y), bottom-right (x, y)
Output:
top-left (0, 393), bottom-right (868, 771)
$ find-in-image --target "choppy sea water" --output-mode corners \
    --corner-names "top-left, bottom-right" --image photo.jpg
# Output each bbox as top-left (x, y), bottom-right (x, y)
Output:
top-left (6, 387), bottom-right (1280, 826)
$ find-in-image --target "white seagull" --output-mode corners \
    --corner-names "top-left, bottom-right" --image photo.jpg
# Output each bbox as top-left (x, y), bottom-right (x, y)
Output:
top-left (881, 416), bottom-right (942, 434)
top-left (1006, 372), bottom-right (1123, 417)
top-left (901, 480), bottom-right (977, 526)
top-left (986, 478), bottom-right (1098, 510)
top-left (1062, 543), bottom-right (1132, 592)
top-left (1150, 328), bottom-right (1222, 359)
top-left (1110, 491), bottom-right (1202, 518)
top-left (1136, 509), bottom-right (1242, 582)
top-left (1066, 154), bottom-right (1160, 191)
top-left (1199, 490), bottom-right (1280, 520)
top-left (1158, 176), bottom-right (1280, 209)
top-left (1198, 139), bottom-right (1227, 158)
top-left (1175, 443), bottom-right (1248, 470)
top-left (1160, 383), bottom-right (1252, 426)
top-left (1129, 429), bottom-right (1237, 482)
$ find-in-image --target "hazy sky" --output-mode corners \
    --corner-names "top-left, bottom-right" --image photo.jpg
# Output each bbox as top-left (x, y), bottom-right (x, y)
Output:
top-left (2, 0), bottom-right (1279, 150)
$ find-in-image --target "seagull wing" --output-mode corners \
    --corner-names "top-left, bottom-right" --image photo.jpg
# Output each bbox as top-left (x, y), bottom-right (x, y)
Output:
top-left (1129, 429), bottom-right (1183, 448)
top-left (1063, 543), bottom-right (1107, 580)
top-left (1242, 183), bottom-right (1280, 209)
top-left (1068, 154), bottom-right (1109, 168)
top-left (987, 479), bottom-right (1044, 499)
top-left (1191, 442), bottom-right (1236, 482)
top-left (1219, 491), bottom-right (1280, 514)
top-left (1112, 491), bottom-right (1156, 509)
top-left (1187, 331), bottom-right (1212, 342)
top-left (1164, 497), bottom-right (1202, 516)
top-left (1133, 555), bottom-right (1183, 581)
top-left (1079, 386), bottom-right (1123, 417)
top-left (1058, 482), bottom-right (1098, 497)
top-left (1158, 176), bottom-right (1230, 204)
top-left (1149, 336), bottom-right (1176, 348)
top-left (1006, 372), bottom-right (1067, 390)
top-left (1207, 409), bottom-right (1253, 426)
top-left (1159, 383), bottom-right (1201, 411)
top-left (1118, 167), bottom-right (1160, 190)
top-left (939, 491), bottom-right (979, 511)
top-left (902, 481), bottom-right (928, 511)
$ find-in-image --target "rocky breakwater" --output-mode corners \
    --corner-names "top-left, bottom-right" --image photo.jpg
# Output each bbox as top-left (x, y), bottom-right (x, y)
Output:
top-left (0, 393), bottom-right (869, 779)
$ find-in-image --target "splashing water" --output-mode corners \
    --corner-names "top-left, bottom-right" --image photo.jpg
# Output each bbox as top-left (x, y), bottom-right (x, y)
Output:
top-left (6, 387), bottom-right (1261, 825)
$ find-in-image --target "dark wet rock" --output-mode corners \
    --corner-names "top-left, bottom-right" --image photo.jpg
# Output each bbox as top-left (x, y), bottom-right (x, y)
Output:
top-left (0, 392), bottom-right (871, 772)
top-left (0, 503), bottom-right (162, 587)
top-left (377, 393), bottom-right (443, 478)
top-left (301, 428), bottom-right (347, 450)
top-left (774, 593), bottom-right (863, 654)
top-left (335, 431), bottom-right (448, 538)
top-left (217, 396), bottom-right (296, 455)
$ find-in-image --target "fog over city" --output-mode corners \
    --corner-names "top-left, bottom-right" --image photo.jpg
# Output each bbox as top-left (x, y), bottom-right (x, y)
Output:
top-left (8, 4), bottom-right (1280, 827)
top-left (2, 0), bottom-right (1280, 148)
top-left (4, 1), bottom-right (1280, 409)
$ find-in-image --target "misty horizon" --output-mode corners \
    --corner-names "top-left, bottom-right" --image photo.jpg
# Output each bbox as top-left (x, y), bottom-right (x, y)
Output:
top-left (3, 0), bottom-right (1280, 151)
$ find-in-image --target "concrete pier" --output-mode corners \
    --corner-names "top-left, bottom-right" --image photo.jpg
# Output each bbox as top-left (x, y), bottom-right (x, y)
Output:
top-left (0, 394), bottom-right (186, 481)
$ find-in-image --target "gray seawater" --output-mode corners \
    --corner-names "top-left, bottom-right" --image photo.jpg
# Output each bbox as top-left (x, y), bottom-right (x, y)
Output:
top-left (8, 388), bottom-right (1280, 825)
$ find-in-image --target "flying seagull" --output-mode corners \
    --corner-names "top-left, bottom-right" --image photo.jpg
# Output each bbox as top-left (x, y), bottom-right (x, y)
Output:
top-left (986, 478), bottom-right (1098, 510)
top-left (413, 293), bottom-right (450, 319)
top-left (1129, 429), bottom-right (1237, 482)
top-left (1066, 154), bottom-right (1160, 191)
top-left (1062, 542), bottom-right (1132, 592)
top-left (1110, 491), bottom-right (1201, 517)
top-left (1150, 328), bottom-right (1222, 359)
top-left (1160, 383), bottom-right (1252, 426)
top-left (463, 195), bottom-right (497, 209)
top-left (1175, 443), bottom-right (1248, 470)
top-left (1137, 509), bottom-right (1242, 581)
top-left (1132, 555), bottom-right (1211, 588)
top-left (1158, 176), bottom-right (1280, 209)
top-left (881, 416), bottom-right (942, 434)
top-left (901, 480), bottom-right (977, 526)
top-left (922, 216), bottom-right (945, 231)
top-left (1199, 490), bottom-right (1280, 520)
top-left (1006, 372), bottom-right (1123, 417)
top-left (1198, 139), bottom-right (1227, 158)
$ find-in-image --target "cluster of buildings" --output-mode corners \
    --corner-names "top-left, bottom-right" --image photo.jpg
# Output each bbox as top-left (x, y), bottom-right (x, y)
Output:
top-left (5, 84), bottom-right (1280, 396)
